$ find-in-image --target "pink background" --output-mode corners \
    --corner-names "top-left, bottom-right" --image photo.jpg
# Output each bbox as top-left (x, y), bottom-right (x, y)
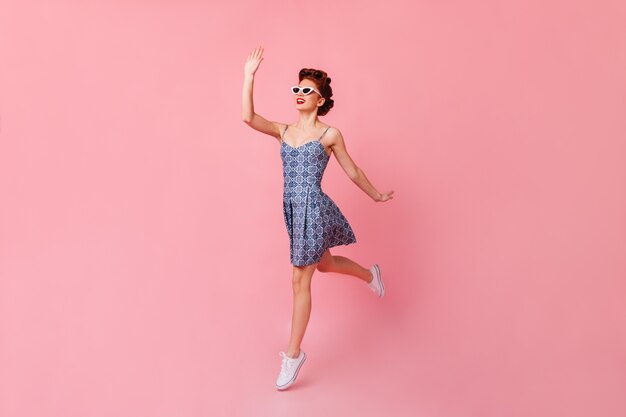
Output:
top-left (1, 1), bottom-right (625, 416)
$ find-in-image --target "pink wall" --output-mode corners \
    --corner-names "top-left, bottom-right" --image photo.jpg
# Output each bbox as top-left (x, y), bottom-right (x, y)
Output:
top-left (1, 1), bottom-right (625, 416)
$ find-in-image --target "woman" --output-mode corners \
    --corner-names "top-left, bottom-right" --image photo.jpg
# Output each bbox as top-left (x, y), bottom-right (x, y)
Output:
top-left (241, 46), bottom-right (394, 390)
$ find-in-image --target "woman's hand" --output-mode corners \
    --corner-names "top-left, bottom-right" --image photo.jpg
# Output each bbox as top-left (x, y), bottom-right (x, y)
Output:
top-left (375, 190), bottom-right (394, 202)
top-left (244, 46), bottom-right (264, 77)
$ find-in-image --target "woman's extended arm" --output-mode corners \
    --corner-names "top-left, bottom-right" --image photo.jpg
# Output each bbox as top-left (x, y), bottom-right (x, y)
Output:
top-left (241, 46), bottom-right (281, 139)
top-left (330, 129), bottom-right (394, 202)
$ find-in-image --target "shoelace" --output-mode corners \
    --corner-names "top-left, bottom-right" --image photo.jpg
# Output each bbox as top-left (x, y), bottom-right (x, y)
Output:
top-left (279, 352), bottom-right (296, 376)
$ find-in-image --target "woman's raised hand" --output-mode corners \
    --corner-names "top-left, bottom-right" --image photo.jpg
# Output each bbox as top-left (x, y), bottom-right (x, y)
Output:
top-left (244, 46), bottom-right (264, 77)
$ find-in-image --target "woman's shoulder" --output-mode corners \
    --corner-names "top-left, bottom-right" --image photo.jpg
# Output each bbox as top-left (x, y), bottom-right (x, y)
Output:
top-left (320, 125), bottom-right (345, 150)
top-left (324, 125), bottom-right (343, 138)
top-left (323, 124), bottom-right (341, 134)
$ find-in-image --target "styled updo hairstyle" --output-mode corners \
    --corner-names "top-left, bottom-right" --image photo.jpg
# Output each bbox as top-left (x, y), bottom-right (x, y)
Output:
top-left (299, 68), bottom-right (334, 116)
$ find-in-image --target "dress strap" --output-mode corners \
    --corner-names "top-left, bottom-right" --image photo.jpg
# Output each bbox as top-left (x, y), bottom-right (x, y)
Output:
top-left (281, 124), bottom-right (289, 142)
top-left (317, 126), bottom-right (331, 141)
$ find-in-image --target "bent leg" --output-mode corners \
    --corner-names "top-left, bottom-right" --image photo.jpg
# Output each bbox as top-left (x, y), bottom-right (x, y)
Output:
top-left (286, 262), bottom-right (317, 358)
top-left (316, 249), bottom-right (373, 283)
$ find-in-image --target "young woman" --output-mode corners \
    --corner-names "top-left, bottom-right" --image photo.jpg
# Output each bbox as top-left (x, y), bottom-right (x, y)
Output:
top-left (241, 46), bottom-right (394, 390)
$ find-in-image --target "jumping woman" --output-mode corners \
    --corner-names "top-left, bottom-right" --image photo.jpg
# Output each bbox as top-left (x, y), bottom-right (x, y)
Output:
top-left (241, 46), bottom-right (394, 390)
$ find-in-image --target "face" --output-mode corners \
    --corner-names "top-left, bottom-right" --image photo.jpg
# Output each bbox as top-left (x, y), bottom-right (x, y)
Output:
top-left (294, 79), bottom-right (325, 111)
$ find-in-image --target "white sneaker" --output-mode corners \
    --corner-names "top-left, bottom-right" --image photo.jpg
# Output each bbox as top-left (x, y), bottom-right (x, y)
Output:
top-left (367, 264), bottom-right (385, 297)
top-left (275, 350), bottom-right (306, 390)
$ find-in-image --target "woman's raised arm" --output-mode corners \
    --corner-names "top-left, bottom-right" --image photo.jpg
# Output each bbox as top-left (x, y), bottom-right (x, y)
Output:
top-left (241, 46), bottom-right (281, 139)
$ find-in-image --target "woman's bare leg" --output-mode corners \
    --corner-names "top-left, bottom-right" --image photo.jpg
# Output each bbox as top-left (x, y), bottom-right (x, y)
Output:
top-left (316, 249), bottom-right (373, 283)
top-left (286, 263), bottom-right (317, 358)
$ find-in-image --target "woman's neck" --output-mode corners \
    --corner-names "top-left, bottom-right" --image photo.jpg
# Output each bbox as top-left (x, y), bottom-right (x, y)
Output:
top-left (295, 111), bottom-right (320, 129)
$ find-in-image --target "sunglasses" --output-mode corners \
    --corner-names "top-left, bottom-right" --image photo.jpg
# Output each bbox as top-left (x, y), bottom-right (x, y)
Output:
top-left (291, 86), bottom-right (323, 96)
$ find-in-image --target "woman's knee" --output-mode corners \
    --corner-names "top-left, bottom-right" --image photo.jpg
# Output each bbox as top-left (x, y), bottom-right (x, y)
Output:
top-left (292, 265), bottom-right (315, 291)
top-left (316, 262), bottom-right (331, 273)
top-left (316, 251), bottom-right (333, 272)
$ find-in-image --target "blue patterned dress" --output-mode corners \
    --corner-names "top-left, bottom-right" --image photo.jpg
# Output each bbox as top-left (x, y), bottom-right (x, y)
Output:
top-left (280, 125), bottom-right (357, 266)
